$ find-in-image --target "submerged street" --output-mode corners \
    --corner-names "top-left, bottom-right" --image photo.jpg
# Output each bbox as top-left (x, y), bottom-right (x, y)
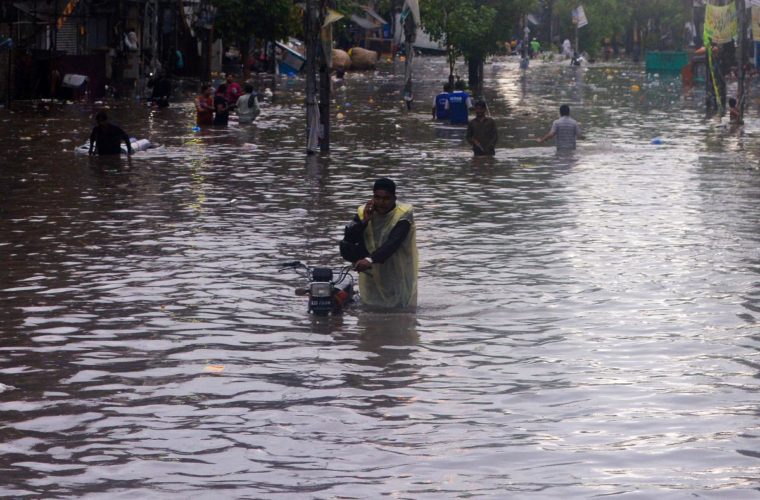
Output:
top-left (1, 57), bottom-right (759, 497)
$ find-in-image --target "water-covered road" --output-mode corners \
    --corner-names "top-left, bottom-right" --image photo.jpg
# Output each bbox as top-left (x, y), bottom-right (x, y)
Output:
top-left (1, 56), bottom-right (759, 497)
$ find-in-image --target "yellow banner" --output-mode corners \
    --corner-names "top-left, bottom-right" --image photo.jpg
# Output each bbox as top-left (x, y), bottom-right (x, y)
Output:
top-left (704, 3), bottom-right (737, 44)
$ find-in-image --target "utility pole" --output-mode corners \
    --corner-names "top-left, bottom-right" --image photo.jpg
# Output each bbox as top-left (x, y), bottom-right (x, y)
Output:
top-left (524, 23), bottom-right (530, 55)
top-left (543, 0), bottom-right (554, 48)
top-left (269, 40), bottom-right (276, 100)
top-left (305, 0), bottom-right (320, 154)
top-left (402, 1), bottom-right (417, 110)
top-left (736, 0), bottom-right (746, 123)
top-left (318, 8), bottom-right (331, 153)
top-left (574, 22), bottom-right (578, 54)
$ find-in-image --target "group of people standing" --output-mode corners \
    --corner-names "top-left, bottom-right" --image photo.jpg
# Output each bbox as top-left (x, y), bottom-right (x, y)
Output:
top-left (195, 74), bottom-right (261, 127)
top-left (432, 81), bottom-right (581, 156)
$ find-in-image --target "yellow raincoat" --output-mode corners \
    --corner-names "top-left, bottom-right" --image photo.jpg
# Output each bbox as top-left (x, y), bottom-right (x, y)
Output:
top-left (357, 202), bottom-right (418, 308)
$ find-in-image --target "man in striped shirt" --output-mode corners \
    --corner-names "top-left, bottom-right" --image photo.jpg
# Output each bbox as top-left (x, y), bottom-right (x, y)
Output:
top-left (538, 104), bottom-right (582, 150)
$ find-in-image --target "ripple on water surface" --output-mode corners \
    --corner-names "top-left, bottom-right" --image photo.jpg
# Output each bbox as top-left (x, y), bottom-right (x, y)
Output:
top-left (0, 57), bottom-right (759, 497)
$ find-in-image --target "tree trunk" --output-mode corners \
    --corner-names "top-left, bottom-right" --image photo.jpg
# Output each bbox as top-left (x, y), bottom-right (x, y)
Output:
top-left (240, 38), bottom-right (250, 80)
top-left (448, 47), bottom-right (455, 87)
top-left (543, 0), bottom-right (555, 46)
top-left (467, 57), bottom-right (483, 96)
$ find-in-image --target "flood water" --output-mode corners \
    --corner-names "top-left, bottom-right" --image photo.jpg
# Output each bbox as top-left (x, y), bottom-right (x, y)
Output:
top-left (1, 56), bottom-right (759, 498)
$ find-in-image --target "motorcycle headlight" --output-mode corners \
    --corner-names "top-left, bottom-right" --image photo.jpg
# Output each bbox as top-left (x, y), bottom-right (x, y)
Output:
top-left (310, 282), bottom-right (332, 298)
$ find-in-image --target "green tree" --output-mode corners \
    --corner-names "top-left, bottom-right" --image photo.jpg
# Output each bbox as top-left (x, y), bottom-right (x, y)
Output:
top-left (629, 0), bottom-right (688, 51)
top-left (421, 0), bottom-right (493, 86)
top-left (551, 0), bottom-right (688, 57)
top-left (422, 0), bottom-right (536, 90)
top-left (553, 0), bottom-right (628, 56)
top-left (211, 0), bottom-right (299, 76)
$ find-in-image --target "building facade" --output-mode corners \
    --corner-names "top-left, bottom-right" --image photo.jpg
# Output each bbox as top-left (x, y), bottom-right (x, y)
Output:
top-left (0, 0), bottom-right (214, 102)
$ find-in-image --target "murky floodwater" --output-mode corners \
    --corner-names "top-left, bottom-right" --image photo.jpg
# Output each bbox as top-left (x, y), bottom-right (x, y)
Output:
top-left (1, 56), bottom-right (759, 498)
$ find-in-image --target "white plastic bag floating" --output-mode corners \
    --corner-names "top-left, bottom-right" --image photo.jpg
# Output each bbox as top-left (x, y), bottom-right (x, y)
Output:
top-left (131, 139), bottom-right (151, 151)
top-left (74, 138), bottom-right (156, 155)
top-left (62, 74), bottom-right (88, 88)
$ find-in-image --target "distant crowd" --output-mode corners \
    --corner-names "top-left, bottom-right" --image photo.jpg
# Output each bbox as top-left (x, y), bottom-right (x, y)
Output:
top-left (195, 74), bottom-right (260, 127)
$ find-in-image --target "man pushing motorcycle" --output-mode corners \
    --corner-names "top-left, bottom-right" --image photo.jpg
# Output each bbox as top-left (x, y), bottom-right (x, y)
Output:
top-left (339, 178), bottom-right (418, 309)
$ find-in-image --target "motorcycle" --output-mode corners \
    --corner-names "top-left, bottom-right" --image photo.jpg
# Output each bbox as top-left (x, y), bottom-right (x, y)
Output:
top-left (280, 261), bottom-right (356, 316)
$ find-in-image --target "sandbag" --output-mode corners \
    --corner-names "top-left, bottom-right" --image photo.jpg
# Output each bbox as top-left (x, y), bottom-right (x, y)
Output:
top-left (348, 47), bottom-right (377, 70)
top-left (332, 49), bottom-right (351, 71)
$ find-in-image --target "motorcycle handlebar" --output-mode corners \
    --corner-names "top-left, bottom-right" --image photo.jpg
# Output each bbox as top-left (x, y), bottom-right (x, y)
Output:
top-left (279, 261), bottom-right (354, 280)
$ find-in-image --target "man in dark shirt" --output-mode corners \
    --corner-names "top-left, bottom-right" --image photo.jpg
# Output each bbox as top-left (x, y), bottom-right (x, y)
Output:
top-left (466, 100), bottom-right (497, 156)
top-left (89, 111), bottom-right (133, 156)
top-left (340, 178), bottom-right (418, 308)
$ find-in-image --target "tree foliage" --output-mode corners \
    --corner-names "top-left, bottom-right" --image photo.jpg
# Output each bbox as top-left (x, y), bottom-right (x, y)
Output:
top-left (211, 0), bottom-right (298, 47)
top-left (421, 0), bottom-right (536, 81)
top-left (552, 0), bottom-right (688, 56)
top-left (421, 0), bottom-right (493, 82)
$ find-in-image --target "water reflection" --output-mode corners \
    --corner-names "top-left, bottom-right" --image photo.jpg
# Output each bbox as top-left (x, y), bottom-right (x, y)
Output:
top-left (1, 57), bottom-right (759, 497)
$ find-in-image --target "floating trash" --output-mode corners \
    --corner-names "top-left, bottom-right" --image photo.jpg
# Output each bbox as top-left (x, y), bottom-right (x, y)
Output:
top-left (631, 84), bottom-right (641, 92)
top-left (204, 364), bottom-right (225, 373)
top-left (651, 137), bottom-right (663, 145)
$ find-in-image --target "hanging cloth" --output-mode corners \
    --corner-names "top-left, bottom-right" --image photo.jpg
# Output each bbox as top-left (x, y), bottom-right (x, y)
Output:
top-left (704, 3), bottom-right (737, 44)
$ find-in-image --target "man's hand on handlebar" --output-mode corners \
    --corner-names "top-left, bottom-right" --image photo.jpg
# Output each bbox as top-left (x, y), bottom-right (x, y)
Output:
top-left (354, 258), bottom-right (372, 272)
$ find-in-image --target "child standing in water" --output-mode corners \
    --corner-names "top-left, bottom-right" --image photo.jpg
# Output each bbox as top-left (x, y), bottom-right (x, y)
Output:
top-left (728, 97), bottom-right (741, 124)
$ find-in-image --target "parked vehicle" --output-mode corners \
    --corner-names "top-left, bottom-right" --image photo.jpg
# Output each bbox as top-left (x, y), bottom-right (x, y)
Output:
top-left (280, 261), bottom-right (356, 316)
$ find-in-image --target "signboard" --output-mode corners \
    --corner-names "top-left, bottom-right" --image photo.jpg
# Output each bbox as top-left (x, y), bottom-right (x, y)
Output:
top-left (572, 5), bottom-right (588, 28)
